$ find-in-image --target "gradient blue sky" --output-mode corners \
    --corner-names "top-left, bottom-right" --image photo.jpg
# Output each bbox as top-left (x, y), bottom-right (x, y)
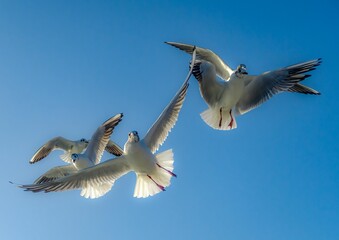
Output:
top-left (1, 1), bottom-right (338, 239)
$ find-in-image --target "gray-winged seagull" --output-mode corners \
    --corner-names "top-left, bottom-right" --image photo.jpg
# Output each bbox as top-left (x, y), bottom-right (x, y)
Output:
top-left (166, 42), bottom-right (321, 130)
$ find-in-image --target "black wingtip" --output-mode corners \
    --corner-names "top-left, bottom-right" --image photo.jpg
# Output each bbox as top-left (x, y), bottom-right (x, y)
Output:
top-left (9, 181), bottom-right (22, 188)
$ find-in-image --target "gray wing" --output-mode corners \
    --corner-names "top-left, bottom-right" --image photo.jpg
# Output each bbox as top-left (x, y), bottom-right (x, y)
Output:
top-left (20, 156), bottom-right (131, 198)
top-left (105, 140), bottom-right (124, 156)
top-left (165, 41), bottom-right (233, 80)
top-left (34, 164), bottom-right (78, 184)
top-left (235, 58), bottom-right (321, 115)
top-left (85, 113), bottom-right (123, 165)
top-left (29, 137), bottom-right (75, 164)
top-left (143, 47), bottom-right (196, 153)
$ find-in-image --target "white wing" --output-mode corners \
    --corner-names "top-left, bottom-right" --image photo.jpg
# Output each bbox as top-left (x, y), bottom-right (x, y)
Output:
top-left (33, 164), bottom-right (78, 184)
top-left (20, 156), bottom-right (131, 199)
top-left (29, 137), bottom-right (76, 164)
top-left (143, 47), bottom-right (196, 153)
top-left (85, 113), bottom-right (123, 165)
top-left (236, 59), bottom-right (321, 115)
top-left (165, 41), bottom-right (233, 80)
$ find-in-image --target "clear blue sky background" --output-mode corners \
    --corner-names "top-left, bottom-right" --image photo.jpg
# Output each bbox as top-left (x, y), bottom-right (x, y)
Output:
top-left (1, 1), bottom-right (338, 239)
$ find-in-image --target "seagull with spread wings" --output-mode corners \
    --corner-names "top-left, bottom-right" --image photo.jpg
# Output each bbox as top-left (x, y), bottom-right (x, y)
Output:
top-left (166, 42), bottom-right (321, 130)
top-left (18, 48), bottom-right (197, 199)
top-left (29, 136), bottom-right (123, 164)
top-left (25, 113), bottom-right (124, 199)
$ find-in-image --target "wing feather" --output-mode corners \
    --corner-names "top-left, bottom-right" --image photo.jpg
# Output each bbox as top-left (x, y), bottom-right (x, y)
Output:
top-left (165, 41), bottom-right (233, 80)
top-left (287, 83), bottom-right (320, 95)
top-left (85, 113), bottom-right (123, 164)
top-left (143, 47), bottom-right (196, 153)
top-left (33, 164), bottom-right (78, 184)
top-left (20, 156), bottom-right (131, 198)
top-left (29, 137), bottom-right (73, 164)
top-left (236, 58), bottom-right (321, 114)
top-left (105, 140), bottom-right (124, 156)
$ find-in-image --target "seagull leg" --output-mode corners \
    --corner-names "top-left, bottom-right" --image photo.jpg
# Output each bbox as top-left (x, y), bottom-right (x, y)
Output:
top-left (219, 108), bottom-right (223, 128)
top-left (147, 175), bottom-right (165, 191)
top-left (156, 163), bottom-right (177, 177)
top-left (228, 109), bottom-right (234, 129)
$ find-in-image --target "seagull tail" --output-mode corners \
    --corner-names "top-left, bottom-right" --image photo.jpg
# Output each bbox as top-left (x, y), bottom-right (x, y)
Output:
top-left (59, 152), bottom-right (73, 163)
top-left (133, 149), bottom-right (175, 198)
top-left (287, 83), bottom-right (320, 95)
top-left (200, 108), bottom-right (236, 130)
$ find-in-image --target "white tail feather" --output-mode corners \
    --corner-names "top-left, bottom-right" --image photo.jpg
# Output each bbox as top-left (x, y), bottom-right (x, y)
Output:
top-left (133, 149), bottom-right (175, 198)
top-left (200, 108), bottom-right (237, 130)
top-left (59, 152), bottom-right (73, 163)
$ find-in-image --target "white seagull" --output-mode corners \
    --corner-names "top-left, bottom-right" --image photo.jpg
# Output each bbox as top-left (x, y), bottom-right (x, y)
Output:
top-left (19, 48), bottom-right (197, 199)
top-left (166, 42), bottom-right (321, 130)
top-left (29, 136), bottom-right (123, 164)
top-left (29, 113), bottom-right (124, 198)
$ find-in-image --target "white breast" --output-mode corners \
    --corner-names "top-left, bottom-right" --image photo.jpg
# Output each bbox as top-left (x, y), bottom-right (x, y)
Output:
top-left (124, 140), bottom-right (157, 174)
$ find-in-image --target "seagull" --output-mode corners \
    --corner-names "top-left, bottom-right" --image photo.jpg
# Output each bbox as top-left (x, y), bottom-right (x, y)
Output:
top-left (28, 113), bottom-right (124, 198)
top-left (166, 42), bottom-right (321, 130)
top-left (29, 136), bottom-right (123, 164)
top-left (18, 48), bottom-right (197, 199)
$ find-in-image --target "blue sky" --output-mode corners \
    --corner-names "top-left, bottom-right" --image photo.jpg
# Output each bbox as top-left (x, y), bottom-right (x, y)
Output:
top-left (1, 1), bottom-right (338, 239)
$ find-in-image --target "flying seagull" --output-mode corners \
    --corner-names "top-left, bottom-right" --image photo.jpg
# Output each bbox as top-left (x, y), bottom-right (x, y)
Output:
top-left (166, 42), bottom-right (321, 130)
top-left (29, 136), bottom-right (123, 164)
top-left (26, 113), bottom-right (124, 198)
top-left (18, 48), bottom-right (197, 199)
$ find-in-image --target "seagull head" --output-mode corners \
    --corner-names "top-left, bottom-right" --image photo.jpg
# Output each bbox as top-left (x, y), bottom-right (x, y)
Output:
top-left (235, 64), bottom-right (248, 77)
top-left (128, 131), bottom-right (140, 142)
top-left (71, 153), bottom-right (79, 163)
top-left (79, 138), bottom-right (89, 144)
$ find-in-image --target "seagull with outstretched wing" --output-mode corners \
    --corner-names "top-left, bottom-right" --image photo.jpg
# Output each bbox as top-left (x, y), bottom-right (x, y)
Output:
top-left (30, 137), bottom-right (123, 164)
top-left (26, 113), bottom-right (124, 198)
top-left (166, 42), bottom-right (321, 130)
top-left (18, 48), bottom-right (197, 199)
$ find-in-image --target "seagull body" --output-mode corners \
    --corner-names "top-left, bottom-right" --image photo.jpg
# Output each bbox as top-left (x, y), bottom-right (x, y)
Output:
top-left (195, 61), bottom-right (246, 129)
top-left (166, 42), bottom-right (321, 130)
top-left (124, 136), bottom-right (155, 174)
top-left (19, 48), bottom-right (197, 199)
